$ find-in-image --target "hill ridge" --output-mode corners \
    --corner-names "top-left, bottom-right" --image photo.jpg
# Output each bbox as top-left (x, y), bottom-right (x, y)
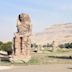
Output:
top-left (32, 23), bottom-right (72, 45)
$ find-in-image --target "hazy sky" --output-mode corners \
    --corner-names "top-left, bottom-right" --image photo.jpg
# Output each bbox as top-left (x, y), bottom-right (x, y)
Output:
top-left (0, 0), bottom-right (72, 41)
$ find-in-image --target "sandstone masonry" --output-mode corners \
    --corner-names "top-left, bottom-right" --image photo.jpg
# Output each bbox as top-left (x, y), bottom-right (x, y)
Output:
top-left (11, 13), bottom-right (32, 62)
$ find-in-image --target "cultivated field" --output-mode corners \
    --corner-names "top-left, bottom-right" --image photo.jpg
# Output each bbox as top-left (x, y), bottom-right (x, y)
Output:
top-left (29, 48), bottom-right (72, 64)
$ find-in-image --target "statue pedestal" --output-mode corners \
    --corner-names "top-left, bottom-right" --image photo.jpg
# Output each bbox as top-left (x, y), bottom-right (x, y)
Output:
top-left (10, 55), bottom-right (31, 63)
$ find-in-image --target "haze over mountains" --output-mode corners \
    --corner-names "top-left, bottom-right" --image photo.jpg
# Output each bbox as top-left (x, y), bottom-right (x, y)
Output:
top-left (32, 23), bottom-right (72, 45)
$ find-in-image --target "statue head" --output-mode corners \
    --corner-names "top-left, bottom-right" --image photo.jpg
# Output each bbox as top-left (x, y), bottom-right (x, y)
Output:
top-left (18, 13), bottom-right (31, 23)
top-left (17, 13), bottom-right (31, 33)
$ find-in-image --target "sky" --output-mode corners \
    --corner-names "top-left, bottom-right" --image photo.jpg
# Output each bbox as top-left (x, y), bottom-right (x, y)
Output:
top-left (0, 0), bottom-right (72, 41)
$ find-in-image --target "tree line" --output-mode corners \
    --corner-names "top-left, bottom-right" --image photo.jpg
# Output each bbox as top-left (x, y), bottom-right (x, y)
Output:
top-left (0, 41), bottom-right (12, 55)
top-left (59, 43), bottom-right (72, 49)
top-left (31, 42), bottom-right (72, 49)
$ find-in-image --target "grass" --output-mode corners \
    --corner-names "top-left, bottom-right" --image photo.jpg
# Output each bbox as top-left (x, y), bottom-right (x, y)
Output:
top-left (30, 48), bottom-right (72, 64)
top-left (0, 61), bottom-right (12, 66)
top-left (28, 56), bottom-right (39, 64)
top-left (0, 48), bottom-right (72, 65)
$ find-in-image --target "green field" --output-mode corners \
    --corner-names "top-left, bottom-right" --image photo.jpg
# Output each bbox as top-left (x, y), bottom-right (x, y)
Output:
top-left (0, 48), bottom-right (72, 65)
top-left (29, 48), bottom-right (72, 64)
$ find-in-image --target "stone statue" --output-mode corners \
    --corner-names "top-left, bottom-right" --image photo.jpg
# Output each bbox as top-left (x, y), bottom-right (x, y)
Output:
top-left (11, 13), bottom-right (32, 62)
top-left (16, 13), bottom-right (32, 35)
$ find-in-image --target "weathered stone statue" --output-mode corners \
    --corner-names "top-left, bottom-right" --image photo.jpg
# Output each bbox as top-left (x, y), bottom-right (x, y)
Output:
top-left (11, 13), bottom-right (32, 62)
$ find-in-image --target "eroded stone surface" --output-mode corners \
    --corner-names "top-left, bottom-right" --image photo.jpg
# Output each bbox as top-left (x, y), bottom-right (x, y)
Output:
top-left (11, 13), bottom-right (32, 62)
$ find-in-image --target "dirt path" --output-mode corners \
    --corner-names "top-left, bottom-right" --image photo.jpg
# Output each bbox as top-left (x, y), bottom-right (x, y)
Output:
top-left (0, 66), bottom-right (12, 70)
top-left (0, 64), bottom-right (72, 72)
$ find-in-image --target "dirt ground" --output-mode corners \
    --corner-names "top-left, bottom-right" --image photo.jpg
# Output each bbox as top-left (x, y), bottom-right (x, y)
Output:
top-left (0, 64), bottom-right (72, 72)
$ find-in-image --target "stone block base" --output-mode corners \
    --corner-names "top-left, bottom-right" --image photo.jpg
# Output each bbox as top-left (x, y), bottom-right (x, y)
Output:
top-left (10, 55), bottom-right (31, 63)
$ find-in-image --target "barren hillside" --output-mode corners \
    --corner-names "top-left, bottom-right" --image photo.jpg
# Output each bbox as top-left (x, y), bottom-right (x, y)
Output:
top-left (32, 23), bottom-right (72, 45)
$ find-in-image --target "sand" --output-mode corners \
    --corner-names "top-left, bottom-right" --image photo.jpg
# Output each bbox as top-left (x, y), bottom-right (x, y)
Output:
top-left (0, 64), bottom-right (72, 72)
top-left (0, 66), bottom-right (12, 70)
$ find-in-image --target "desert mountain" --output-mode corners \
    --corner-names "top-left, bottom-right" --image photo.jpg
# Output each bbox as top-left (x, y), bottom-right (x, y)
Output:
top-left (32, 23), bottom-right (72, 45)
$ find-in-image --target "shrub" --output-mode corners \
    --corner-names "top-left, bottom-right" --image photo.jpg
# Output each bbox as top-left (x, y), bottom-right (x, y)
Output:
top-left (31, 43), bottom-right (38, 48)
top-left (43, 43), bottom-right (52, 48)
top-left (59, 42), bottom-right (72, 49)
top-left (0, 41), bottom-right (3, 46)
top-left (0, 41), bottom-right (12, 55)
